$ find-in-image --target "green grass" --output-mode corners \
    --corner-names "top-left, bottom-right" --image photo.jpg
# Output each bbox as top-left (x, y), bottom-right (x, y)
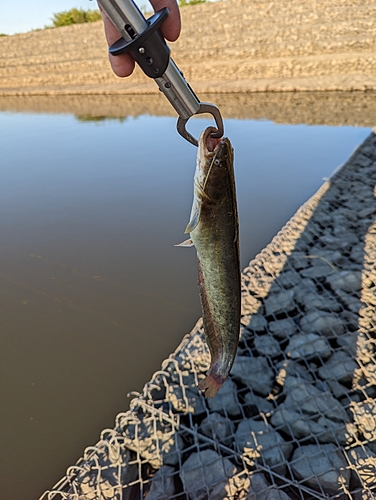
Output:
top-left (47, 8), bottom-right (102, 28)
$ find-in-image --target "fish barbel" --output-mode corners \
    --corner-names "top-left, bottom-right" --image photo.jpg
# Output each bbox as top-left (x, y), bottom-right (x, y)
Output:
top-left (178, 126), bottom-right (241, 398)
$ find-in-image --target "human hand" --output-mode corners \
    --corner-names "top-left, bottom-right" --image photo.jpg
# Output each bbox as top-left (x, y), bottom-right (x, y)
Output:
top-left (99, 0), bottom-right (181, 77)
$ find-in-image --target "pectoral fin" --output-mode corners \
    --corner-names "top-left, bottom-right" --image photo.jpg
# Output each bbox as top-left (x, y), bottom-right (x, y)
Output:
top-left (184, 205), bottom-right (201, 234)
top-left (175, 239), bottom-right (194, 247)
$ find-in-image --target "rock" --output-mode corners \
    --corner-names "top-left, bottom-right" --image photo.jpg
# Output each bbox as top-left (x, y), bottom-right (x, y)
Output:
top-left (242, 293), bottom-right (263, 316)
top-left (254, 335), bottom-right (281, 357)
top-left (288, 252), bottom-right (310, 270)
top-left (232, 356), bottom-right (274, 396)
top-left (247, 474), bottom-right (292, 499)
top-left (166, 384), bottom-right (206, 415)
top-left (275, 359), bottom-right (313, 385)
top-left (345, 445), bottom-right (376, 487)
top-left (180, 449), bottom-right (238, 500)
top-left (299, 310), bottom-right (344, 336)
top-left (301, 263), bottom-right (335, 279)
top-left (286, 332), bottom-right (332, 359)
top-left (247, 314), bottom-right (268, 332)
top-left (295, 291), bottom-right (342, 312)
top-left (271, 405), bottom-right (327, 440)
top-left (271, 405), bottom-right (355, 446)
top-left (350, 400), bottom-right (376, 441)
top-left (359, 207), bottom-right (376, 219)
top-left (124, 418), bottom-right (184, 469)
top-left (276, 270), bottom-right (301, 289)
top-left (247, 473), bottom-right (270, 499)
top-left (235, 419), bottom-right (293, 475)
top-left (208, 377), bottom-right (242, 417)
top-left (326, 270), bottom-right (363, 293)
top-left (337, 331), bottom-right (359, 357)
top-left (264, 290), bottom-right (295, 317)
top-left (318, 351), bottom-right (359, 384)
top-left (268, 318), bottom-right (297, 339)
top-left (145, 466), bottom-right (175, 500)
top-left (351, 244), bottom-right (364, 262)
top-left (243, 392), bottom-right (274, 417)
top-left (75, 448), bottom-right (138, 500)
top-left (199, 412), bottom-right (235, 447)
top-left (283, 377), bottom-right (349, 423)
top-left (327, 379), bottom-right (349, 398)
top-left (291, 444), bottom-right (350, 495)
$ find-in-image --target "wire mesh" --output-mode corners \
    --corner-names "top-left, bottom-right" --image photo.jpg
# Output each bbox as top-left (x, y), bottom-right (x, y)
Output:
top-left (41, 130), bottom-right (376, 500)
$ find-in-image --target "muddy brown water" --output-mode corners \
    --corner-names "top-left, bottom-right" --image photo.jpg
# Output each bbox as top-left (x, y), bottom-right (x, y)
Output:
top-left (0, 93), bottom-right (371, 500)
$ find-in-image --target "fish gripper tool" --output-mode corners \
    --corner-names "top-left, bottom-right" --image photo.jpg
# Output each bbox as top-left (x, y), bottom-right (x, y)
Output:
top-left (97, 0), bottom-right (224, 146)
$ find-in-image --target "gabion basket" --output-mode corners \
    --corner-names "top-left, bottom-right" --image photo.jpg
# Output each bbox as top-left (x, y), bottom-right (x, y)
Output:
top-left (41, 131), bottom-right (376, 500)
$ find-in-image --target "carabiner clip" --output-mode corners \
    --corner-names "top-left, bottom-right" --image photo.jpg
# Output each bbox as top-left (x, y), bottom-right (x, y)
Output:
top-left (177, 103), bottom-right (224, 147)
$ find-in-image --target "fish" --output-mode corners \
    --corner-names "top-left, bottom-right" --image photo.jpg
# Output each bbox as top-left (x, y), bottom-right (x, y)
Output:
top-left (177, 126), bottom-right (241, 398)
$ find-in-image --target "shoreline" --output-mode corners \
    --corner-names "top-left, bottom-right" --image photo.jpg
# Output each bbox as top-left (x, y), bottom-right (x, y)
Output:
top-left (2, 91), bottom-right (376, 128)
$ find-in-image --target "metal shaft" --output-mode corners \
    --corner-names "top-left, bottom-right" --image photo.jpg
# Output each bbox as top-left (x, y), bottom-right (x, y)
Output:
top-left (98, 0), bottom-right (147, 39)
top-left (98, 0), bottom-right (200, 120)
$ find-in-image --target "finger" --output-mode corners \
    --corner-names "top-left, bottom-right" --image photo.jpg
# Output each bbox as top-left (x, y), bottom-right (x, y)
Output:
top-left (99, 7), bottom-right (135, 77)
top-left (150, 0), bottom-right (181, 41)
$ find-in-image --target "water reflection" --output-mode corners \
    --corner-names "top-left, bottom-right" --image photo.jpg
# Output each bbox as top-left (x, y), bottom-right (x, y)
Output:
top-left (0, 94), bottom-right (371, 500)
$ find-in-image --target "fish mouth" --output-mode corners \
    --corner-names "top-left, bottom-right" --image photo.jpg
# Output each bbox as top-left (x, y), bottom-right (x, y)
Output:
top-left (201, 126), bottom-right (222, 153)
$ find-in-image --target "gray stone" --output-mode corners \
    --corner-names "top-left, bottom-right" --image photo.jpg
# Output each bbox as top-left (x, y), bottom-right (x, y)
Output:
top-left (288, 252), bottom-right (310, 270)
top-left (254, 335), bottom-right (281, 357)
top-left (268, 318), bottom-right (297, 339)
top-left (264, 290), bottom-right (295, 317)
top-left (318, 351), bottom-right (359, 384)
top-left (351, 244), bottom-right (365, 262)
top-left (243, 392), bottom-right (274, 416)
top-left (345, 445), bottom-right (376, 487)
top-left (247, 473), bottom-right (270, 500)
top-left (271, 405), bottom-right (327, 440)
top-left (232, 356), bottom-right (274, 396)
top-left (296, 291), bottom-right (342, 312)
top-left (359, 207), bottom-right (376, 218)
top-left (326, 270), bottom-right (363, 293)
top-left (327, 379), bottom-right (349, 398)
top-left (167, 384), bottom-right (206, 415)
top-left (291, 444), bottom-right (350, 495)
top-left (271, 404), bottom-right (355, 446)
top-left (123, 418), bottom-right (184, 469)
top-left (208, 377), bottom-right (242, 417)
top-left (337, 331), bottom-right (359, 356)
top-left (247, 314), bottom-right (268, 332)
top-left (145, 466), bottom-right (175, 500)
top-left (283, 376), bottom-right (349, 423)
top-left (301, 264), bottom-right (335, 279)
top-left (335, 289), bottom-right (362, 313)
top-left (286, 333), bottom-right (332, 359)
top-left (276, 270), bottom-right (301, 289)
top-left (275, 359), bottom-right (313, 385)
top-left (299, 310), bottom-right (345, 336)
top-left (199, 412), bottom-right (235, 446)
top-left (235, 419), bottom-right (293, 475)
top-left (180, 449), bottom-right (238, 500)
top-left (247, 474), bottom-right (292, 499)
top-left (350, 400), bottom-right (376, 441)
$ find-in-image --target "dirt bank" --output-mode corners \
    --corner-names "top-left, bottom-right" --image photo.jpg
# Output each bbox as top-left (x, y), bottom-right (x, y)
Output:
top-left (1, 92), bottom-right (376, 127)
top-left (1, 0), bottom-right (376, 95)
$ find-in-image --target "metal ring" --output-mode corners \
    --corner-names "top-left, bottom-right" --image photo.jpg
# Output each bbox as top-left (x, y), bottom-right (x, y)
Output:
top-left (176, 103), bottom-right (224, 146)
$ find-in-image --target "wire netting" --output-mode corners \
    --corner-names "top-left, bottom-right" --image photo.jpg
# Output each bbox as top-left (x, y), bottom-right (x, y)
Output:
top-left (41, 131), bottom-right (376, 500)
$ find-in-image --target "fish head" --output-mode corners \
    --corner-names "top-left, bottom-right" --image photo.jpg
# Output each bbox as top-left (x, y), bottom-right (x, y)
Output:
top-left (195, 127), bottom-right (234, 203)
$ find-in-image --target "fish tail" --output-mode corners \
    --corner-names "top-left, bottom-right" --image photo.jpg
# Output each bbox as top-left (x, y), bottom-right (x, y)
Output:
top-left (197, 373), bottom-right (226, 398)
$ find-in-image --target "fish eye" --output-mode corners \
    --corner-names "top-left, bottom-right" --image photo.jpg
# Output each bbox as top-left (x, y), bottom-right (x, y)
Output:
top-left (214, 158), bottom-right (220, 166)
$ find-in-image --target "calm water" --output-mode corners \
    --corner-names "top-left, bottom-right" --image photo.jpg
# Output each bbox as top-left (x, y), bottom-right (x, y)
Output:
top-left (0, 99), bottom-right (371, 500)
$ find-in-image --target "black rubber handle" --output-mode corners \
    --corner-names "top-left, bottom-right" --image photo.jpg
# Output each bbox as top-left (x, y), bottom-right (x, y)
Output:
top-left (109, 8), bottom-right (170, 79)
